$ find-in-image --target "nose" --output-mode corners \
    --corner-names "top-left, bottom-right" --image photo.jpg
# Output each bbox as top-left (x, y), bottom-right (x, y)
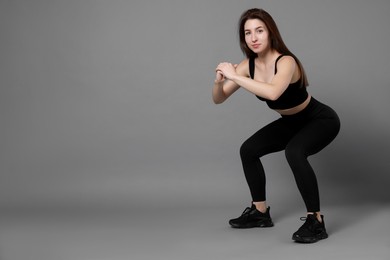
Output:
top-left (251, 33), bottom-right (258, 42)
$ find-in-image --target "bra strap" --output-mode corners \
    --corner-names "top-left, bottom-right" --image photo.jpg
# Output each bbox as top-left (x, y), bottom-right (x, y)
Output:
top-left (274, 54), bottom-right (287, 74)
top-left (249, 57), bottom-right (255, 79)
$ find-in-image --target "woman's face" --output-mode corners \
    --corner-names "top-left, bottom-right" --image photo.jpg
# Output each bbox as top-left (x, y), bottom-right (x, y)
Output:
top-left (244, 19), bottom-right (270, 54)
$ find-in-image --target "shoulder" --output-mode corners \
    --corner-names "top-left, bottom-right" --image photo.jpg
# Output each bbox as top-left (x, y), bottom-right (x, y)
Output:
top-left (235, 58), bottom-right (250, 77)
top-left (277, 55), bottom-right (296, 65)
top-left (275, 55), bottom-right (296, 72)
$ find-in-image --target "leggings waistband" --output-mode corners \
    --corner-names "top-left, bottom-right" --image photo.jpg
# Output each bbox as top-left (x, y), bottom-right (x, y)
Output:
top-left (281, 97), bottom-right (322, 120)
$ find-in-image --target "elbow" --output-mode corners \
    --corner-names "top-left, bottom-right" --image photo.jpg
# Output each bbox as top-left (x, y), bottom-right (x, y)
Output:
top-left (212, 93), bottom-right (226, 104)
top-left (267, 91), bottom-right (282, 101)
top-left (213, 97), bottom-right (224, 104)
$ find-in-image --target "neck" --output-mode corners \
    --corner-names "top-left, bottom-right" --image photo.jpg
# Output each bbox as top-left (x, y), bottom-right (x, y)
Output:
top-left (257, 49), bottom-right (279, 64)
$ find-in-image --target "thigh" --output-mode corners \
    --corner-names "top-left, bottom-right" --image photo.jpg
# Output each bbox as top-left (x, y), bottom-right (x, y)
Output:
top-left (288, 111), bottom-right (340, 156)
top-left (242, 118), bottom-right (297, 157)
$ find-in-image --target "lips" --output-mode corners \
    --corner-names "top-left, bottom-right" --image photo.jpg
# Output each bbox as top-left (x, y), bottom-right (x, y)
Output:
top-left (252, 44), bottom-right (261, 49)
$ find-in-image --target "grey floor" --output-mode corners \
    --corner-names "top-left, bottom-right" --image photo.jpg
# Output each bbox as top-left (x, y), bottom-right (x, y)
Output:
top-left (0, 203), bottom-right (389, 260)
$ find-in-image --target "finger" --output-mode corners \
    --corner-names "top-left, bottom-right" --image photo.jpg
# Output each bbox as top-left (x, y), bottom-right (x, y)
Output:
top-left (216, 70), bottom-right (224, 76)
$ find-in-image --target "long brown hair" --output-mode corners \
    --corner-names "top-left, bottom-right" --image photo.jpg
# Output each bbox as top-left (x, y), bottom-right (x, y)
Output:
top-left (238, 8), bottom-right (308, 87)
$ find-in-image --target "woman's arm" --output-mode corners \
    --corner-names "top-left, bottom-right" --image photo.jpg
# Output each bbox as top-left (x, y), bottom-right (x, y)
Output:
top-left (216, 56), bottom-right (296, 101)
top-left (212, 59), bottom-right (249, 104)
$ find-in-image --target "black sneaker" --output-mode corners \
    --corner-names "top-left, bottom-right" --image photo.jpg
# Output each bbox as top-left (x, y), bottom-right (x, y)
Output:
top-left (229, 205), bottom-right (274, 228)
top-left (292, 214), bottom-right (328, 243)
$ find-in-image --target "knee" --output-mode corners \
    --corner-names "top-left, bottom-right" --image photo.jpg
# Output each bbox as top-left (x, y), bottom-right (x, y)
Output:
top-left (240, 141), bottom-right (251, 160)
top-left (240, 140), bottom-right (258, 161)
top-left (240, 139), bottom-right (269, 161)
top-left (285, 145), bottom-right (306, 165)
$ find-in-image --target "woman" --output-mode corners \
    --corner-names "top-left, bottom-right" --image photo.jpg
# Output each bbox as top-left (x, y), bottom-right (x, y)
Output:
top-left (212, 8), bottom-right (340, 243)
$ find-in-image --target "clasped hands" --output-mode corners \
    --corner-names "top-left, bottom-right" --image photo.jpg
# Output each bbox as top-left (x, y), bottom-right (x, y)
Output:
top-left (215, 62), bottom-right (238, 83)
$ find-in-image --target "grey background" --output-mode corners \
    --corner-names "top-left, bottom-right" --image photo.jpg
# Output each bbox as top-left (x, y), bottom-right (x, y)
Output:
top-left (1, 0), bottom-right (390, 259)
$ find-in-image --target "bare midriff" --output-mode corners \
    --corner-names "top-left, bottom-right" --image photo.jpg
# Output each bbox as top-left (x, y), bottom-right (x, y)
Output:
top-left (275, 95), bottom-right (311, 116)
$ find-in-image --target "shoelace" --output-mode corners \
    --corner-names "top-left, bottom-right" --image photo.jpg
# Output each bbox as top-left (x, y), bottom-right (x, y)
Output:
top-left (239, 207), bottom-right (254, 219)
top-left (299, 217), bottom-right (310, 228)
top-left (298, 215), bottom-right (318, 231)
top-left (242, 207), bottom-right (252, 215)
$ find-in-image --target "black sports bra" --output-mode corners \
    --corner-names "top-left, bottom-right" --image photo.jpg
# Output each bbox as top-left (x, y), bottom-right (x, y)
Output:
top-left (249, 54), bottom-right (308, 110)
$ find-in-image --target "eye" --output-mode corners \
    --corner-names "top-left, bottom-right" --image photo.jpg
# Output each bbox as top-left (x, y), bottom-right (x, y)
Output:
top-left (245, 31), bottom-right (251, 36)
top-left (257, 29), bottom-right (264, 33)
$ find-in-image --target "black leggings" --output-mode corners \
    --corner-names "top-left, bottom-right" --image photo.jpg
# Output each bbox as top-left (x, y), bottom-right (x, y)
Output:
top-left (240, 97), bottom-right (340, 212)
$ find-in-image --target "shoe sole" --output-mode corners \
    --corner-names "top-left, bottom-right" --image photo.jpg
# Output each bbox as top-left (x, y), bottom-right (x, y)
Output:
top-left (229, 220), bottom-right (274, 229)
top-left (292, 231), bottom-right (328, 243)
